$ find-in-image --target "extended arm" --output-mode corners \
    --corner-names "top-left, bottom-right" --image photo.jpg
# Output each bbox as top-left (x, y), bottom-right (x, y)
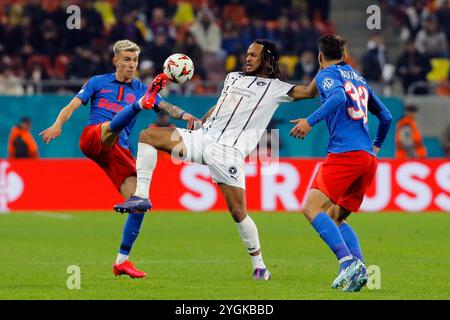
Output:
top-left (368, 90), bottom-right (393, 151)
top-left (39, 97), bottom-right (83, 143)
top-left (290, 86), bottom-right (346, 139)
top-left (157, 97), bottom-right (202, 130)
top-left (288, 78), bottom-right (317, 100)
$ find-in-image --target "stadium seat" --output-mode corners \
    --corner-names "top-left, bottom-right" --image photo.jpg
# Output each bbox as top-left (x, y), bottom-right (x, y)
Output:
top-left (225, 55), bottom-right (237, 72)
top-left (279, 55), bottom-right (298, 78)
top-left (53, 54), bottom-right (72, 79)
top-left (427, 58), bottom-right (450, 82)
top-left (26, 55), bottom-right (53, 77)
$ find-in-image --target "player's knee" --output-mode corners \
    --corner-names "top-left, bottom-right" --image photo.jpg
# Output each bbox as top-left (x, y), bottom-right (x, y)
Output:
top-left (139, 129), bottom-right (157, 146)
top-left (230, 208), bottom-right (246, 222)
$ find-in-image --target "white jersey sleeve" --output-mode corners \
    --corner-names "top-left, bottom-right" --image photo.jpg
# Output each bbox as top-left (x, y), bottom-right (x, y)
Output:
top-left (272, 79), bottom-right (295, 104)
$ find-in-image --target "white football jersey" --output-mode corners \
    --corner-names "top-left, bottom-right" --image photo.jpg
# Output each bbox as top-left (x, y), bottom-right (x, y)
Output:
top-left (202, 72), bottom-right (294, 156)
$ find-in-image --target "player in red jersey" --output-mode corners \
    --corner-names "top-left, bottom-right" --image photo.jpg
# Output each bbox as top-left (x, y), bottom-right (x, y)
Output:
top-left (40, 40), bottom-right (200, 278)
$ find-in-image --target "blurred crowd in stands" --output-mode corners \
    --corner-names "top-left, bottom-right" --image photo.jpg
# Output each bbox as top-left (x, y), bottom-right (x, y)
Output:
top-left (0, 0), bottom-right (332, 95)
top-left (0, 0), bottom-right (449, 97)
top-left (376, 0), bottom-right (450, 95)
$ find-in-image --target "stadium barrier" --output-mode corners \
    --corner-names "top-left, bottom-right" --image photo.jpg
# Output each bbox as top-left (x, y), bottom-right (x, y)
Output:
top-left (1, 158), bottom-right (448, 212)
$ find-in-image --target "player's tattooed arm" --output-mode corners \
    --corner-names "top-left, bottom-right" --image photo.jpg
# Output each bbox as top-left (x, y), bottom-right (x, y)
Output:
top-left (201, 105), bottom-right (217, 124)
top-left (288, 78), bottom-right (318, 100)
top-left (158, 101), bottom-right (202, 130)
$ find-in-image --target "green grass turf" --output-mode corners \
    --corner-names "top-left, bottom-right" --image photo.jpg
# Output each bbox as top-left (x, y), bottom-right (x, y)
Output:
top-left (0, 211), bottom-right (449, 300)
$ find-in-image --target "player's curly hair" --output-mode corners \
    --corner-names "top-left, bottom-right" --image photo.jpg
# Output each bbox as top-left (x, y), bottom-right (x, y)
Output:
top-left (252, 39), bottom-right (284, 79)
top-left (318, 35), bottom-right (347, 60)
top-left (113, 40), bottom-right (140, 56)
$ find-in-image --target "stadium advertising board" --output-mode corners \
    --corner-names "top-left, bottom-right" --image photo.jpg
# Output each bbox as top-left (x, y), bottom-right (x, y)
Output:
top-left (1, 158), bottom-right (448, 212)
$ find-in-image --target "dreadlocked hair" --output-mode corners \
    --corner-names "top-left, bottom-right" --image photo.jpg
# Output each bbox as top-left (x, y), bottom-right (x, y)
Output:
top-left (253, 39), bottom-right (284, 79)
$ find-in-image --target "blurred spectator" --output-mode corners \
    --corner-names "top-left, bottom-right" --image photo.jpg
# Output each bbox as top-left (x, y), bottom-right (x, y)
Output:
top-left (296, 16), bottom-right (321, 55)
top-left (0, 68), bottom-right (24, 96)
top-left (66, 47), bottom-right (100, 80)
top-left (37, 19), bottom-right (60, 58)
top-left (173, 31), bottom-right (205, 80)
top-left (415, 15), bottom-right (448, 58)
top-left (362, 33), bottom-right (388, 92)
top-left (138, 60), bottom-right (155, 84)
top-left (294, 51), bottom-right (319, 81)
top-left (395, 105), bottom-right (427, 159)
top-left (307, 0), bottom-right (330, 23)
top-left (63, 17), bottom-right (95, 51)
top-left (143, 29), bottom-right (172, 74)
top-left (221, 21), bottom-right (242, 56)
top-left (241, 12), bottom-right (275, 49)
top-left (148, 7), bottom-right (176, 44)
top-left (395, 39), bottom-right (432, 94)
top-left (400, 0), bottom-right (431, 42)
top-left (274, 15), bottom-right (298, 55)
top-left (190, 6), bottom-right (222, 56)
top-left (439, 123), bottom-right (450, 156)
top-left (109, 11), bottom-right (144, 45)
top-left (8, 117), bottom-right (39, 159)
top-left (436, 0), bottom-right (450, 44)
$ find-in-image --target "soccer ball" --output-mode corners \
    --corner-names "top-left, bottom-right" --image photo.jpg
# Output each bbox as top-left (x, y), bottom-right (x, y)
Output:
top-left (163, 53), bottom-right (194, 84)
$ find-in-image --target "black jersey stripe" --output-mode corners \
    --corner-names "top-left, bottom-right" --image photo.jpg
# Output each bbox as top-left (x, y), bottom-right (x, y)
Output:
top-left (213, 75), bottom-right (242, 118)
top-left (216, 96), bottom-right (244, 142)
top-left (232, 81), bottom-right (272, 147)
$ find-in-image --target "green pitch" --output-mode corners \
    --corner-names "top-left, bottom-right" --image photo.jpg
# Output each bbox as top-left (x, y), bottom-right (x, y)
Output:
top-left (0, 211), bottom-right (449, 300)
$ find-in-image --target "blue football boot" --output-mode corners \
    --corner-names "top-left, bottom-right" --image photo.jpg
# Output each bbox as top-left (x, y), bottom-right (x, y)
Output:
top-left (253, 268), bottom-right (272, 280)
top-left (343, 260), bottom-right (368, 292)
top-left (114, 195), bottom-right (152, 213)
top-left (331, 257), bottom-right (361, 290)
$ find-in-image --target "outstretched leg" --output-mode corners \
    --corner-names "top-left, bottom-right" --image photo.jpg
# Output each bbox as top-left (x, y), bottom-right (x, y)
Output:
top-left (218, 183), bottom-right (271, 280)
top-left (114, 127), bottom-right (186, 212)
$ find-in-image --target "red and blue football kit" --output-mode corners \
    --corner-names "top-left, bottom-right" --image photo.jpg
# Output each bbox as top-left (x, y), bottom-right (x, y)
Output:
top-left (307, 62), bottom-right (393, 212)
top-left (76, 73), bottom-right (149, 190)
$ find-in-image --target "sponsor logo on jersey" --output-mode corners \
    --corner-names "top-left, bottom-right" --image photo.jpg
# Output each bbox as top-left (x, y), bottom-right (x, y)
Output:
top-left (100, 89), bottom-right (113, 93)
top-left (97, 98), bottom-right (124, 112)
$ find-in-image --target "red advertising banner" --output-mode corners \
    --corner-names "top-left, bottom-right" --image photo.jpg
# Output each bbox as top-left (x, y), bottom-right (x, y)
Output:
top-left (1, 158), bottom-right (449, 212)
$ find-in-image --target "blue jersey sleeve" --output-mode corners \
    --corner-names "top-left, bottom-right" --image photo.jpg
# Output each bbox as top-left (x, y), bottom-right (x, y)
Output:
top-left (316, 69), bottom-right (344, 98)
top-left (75, 77), bottom-right (97, 105)
top-left (368, 87), bottom-right (393, 148)
top-left (307, 86), bottom-right (347, 126)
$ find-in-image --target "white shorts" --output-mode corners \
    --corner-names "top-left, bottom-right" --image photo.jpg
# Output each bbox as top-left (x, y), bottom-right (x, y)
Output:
top-left (175, 128), bottom-right (246, 190)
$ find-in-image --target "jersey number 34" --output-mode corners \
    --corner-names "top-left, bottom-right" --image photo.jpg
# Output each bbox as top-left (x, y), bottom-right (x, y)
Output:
top-left (344, 80), bottom-right (368, 124)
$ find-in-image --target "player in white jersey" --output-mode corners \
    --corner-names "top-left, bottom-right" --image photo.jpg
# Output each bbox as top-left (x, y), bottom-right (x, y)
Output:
top-left (114, 39), bottom-right (317, 280)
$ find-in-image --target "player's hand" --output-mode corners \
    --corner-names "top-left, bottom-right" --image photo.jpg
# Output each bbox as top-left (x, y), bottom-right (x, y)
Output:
top-left (39, 124), bottom-right (62, 144)
top-left (183, 113), bottom-right (202, 130)
top-left (290, 118), bottom-right (312, 139)
top-left (373, 146), bottom-right (380, 155)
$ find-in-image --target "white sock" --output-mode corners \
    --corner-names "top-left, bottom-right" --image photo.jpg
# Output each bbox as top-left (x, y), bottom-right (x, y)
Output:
top-left (250, 253), bottom-right (266, 270)
top-left (237, 215), bottom-right (263, 266)
top-left (116, 253), bottom-right (129, 264)
top-left (134, 143), bottom-right (157, 199)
